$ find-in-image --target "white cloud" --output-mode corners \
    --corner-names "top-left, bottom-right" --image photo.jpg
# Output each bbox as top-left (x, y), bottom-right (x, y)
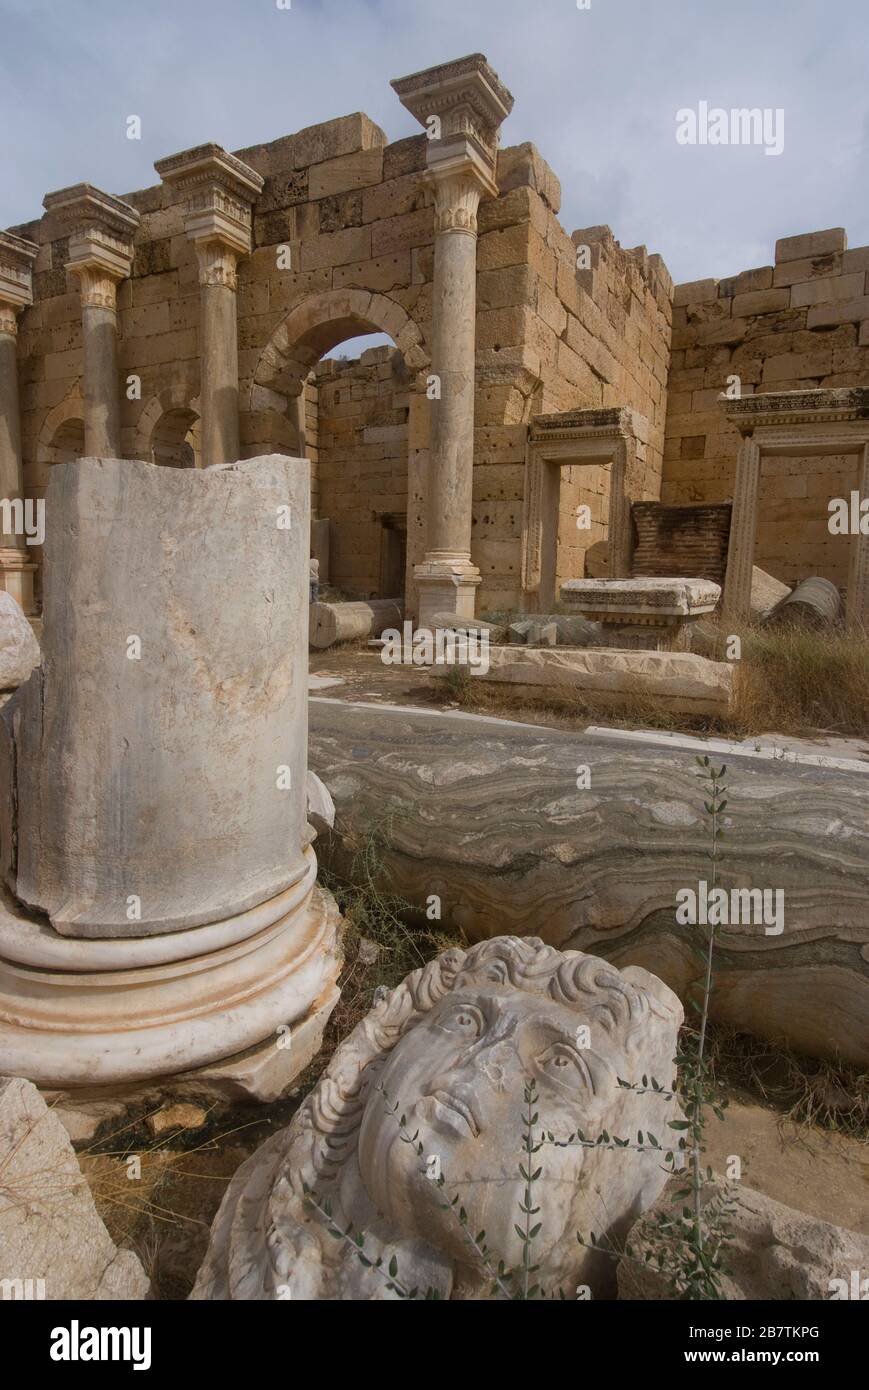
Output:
top-left (2, 0), bottom-right (867, 283)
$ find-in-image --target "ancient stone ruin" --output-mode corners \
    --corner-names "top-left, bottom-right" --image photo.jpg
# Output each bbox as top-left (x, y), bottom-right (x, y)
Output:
top-left (0, 454), bottom-right (341, 1095)
top-left (0, 42), bottom-right (866, 1315)
top-left (192, 937), bottom-right (684, 1301)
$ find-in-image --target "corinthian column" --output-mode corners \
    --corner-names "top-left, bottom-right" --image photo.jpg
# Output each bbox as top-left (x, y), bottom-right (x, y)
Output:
top-left (156, 145), bottom-right (263, 468)
top-left (42, 185), bottom-right (139, 457)
top-left (0, 231), bottom-right (38, 614)
top-left (392, 55), bottom-right (513, 624)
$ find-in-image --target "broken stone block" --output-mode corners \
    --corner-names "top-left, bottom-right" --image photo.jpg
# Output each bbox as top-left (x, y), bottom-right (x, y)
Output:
top-left (0, 592), bottom-right (39, 690)
top-left (750, 564), bottom-right (791, 620)
top-left (526, 620), bottom-right (557, 646)
top-left (619, 1178), bottom-right (869, 1300)
top-left (0, 1074), bottom-right (149, 1299)
top-left (305, 769), bottom-right (335, 836)
top-left (192, 937), bottom-right (683, 1299)
top-left (508, 619), bottom-right (533, 643)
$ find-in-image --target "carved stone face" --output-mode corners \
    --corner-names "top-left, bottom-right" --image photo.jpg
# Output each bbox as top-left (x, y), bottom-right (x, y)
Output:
top-left (358, 981), bottom-right (623, 1274)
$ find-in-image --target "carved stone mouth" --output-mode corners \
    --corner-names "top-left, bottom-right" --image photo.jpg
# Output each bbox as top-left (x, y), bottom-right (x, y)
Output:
top-left (429, 1090), bottom-right (480, 1137)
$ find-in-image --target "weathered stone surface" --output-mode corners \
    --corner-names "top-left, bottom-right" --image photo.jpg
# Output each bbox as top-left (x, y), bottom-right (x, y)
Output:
top-left (309, 598), bottom-right (403, 648)
top-left (619, 1177), bottom-right (869, 1300)
top-left (4, 456), bottom-right (310, 938)
top-left (562, 577), bottom-right (721, 618)
top-left (437, 646), bottom-right (733, 717)
top-left (192, 936), bottom-right (683, 1300)
top-left (750, 565), bottom-right (791, 619)
top-left (0, 592), bottom-right (39, 689)
top-left (309, 699), bottom-right (869, 1064)
top-left (306, 769), bottom-right (335, 835)
top-left (765, 576), bottom-right (841, 627)
top-left (0, 1074), bottom-right (149, 1299)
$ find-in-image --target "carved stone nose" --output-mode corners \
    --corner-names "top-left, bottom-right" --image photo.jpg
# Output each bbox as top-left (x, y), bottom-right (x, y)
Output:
top-left (473, 1040), bottom-right (515, 1091)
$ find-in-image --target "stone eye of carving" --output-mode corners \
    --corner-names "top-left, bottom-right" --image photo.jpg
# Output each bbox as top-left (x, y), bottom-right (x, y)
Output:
top-left (537, 1044), bottom-right (588, 1089)
top-left (440, 1003), bottom-right (484, 1036)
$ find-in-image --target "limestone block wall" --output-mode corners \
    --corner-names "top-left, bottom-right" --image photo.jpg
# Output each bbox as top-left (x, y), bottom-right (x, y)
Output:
top-left (313, 346), bottom-right (410, 598)
top-left (8, 117), bottom-right (673, 619)
top-left (472, 146), bottom-right (673, 610)
top-left (662, 228), bottom-right (869, 589)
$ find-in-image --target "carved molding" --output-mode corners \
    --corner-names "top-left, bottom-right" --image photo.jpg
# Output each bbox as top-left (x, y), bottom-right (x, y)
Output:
top-left (0, 230), bottom-right (38, 322)
top-left (194, 240), bottom-right (239, 290)
top-left (69, 263), bottom-right (120, 310)
top-left (521, 406), bottom-right (645, 600)
top-left (391, 53), bottom-right (514, 159)
top-left (723, 387), bottom-right (869, 434)
top-left (156, 143), bottom-right (263, 262)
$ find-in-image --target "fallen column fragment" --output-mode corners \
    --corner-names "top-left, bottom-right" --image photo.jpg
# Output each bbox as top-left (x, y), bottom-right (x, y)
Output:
top-left (309, 699), bottom-right (869, 1065)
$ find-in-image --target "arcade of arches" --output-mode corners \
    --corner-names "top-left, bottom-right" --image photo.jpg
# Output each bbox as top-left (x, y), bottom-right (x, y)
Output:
top-left (1, 53), bottom-right (868, 628)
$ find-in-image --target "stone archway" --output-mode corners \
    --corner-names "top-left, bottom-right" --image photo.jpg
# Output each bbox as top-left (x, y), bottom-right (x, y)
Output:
top-left (246, 289), bottom-right (431, 609)
top-left (248, 288), bottom-right (429, 409)
top-left (134, 386), bottom-right (202, 468)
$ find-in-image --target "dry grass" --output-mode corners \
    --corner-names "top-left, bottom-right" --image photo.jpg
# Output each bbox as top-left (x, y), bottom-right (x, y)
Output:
top-left (705, 1024), bottom-right (869, 1142)
top-left (442, 624), bottom-right (869, 741)
top-left (726, 625), bottom-right (869, 738)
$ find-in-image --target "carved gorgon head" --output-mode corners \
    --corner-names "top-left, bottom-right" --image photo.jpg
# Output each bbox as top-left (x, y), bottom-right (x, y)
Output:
top-left (192, 937), bottom-right (684, 1301)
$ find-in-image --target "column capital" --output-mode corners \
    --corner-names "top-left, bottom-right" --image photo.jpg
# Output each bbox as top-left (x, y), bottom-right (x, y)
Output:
top-left (426, 143), bottom-right (502, 234)
top-left (392, 52), bottom-right (513, 206)
top-left (155, 143), bottom-right (264, 271)
top-left (42, 184), bottom-right (139, 307)
top-left (0, 230), bottom-right (38, 335)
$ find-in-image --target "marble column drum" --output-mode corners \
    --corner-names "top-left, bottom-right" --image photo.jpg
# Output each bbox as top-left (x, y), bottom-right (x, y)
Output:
top-left (0, 454), bottom-right (342, 1092)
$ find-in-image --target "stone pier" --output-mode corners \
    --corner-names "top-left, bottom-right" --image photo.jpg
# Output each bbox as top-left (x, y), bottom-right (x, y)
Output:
top-left (0, 454), bottom-right (341, 1095)
top-left (0, 231), bottom-right (38, 615)
top-left (393, 55), bottom-right (513, 625)
top-left (156, 145), bottom-right (264, 469)
top-left (42, 185), bottom-right (139, 458)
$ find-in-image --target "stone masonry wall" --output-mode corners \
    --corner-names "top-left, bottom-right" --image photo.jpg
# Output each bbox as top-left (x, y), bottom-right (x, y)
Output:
top-left (471, 146), bottom-right (673, 610)
top-left (662, 228), bottom-right (869, 589)
top-left (313, 345), bottom-right (410, 599)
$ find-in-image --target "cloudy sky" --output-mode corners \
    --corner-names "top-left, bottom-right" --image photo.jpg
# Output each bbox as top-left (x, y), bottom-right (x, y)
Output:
top-left (3, 0), bottom-right (867, 291)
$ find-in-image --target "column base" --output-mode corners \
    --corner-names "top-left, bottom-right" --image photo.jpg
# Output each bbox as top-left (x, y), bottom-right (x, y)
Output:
top-left (0, 852), bottom-right (343, 1093)
top-left (414, 556), bottom-right (482, 628)
top-left (0, 547), bottom-right (37, 616)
